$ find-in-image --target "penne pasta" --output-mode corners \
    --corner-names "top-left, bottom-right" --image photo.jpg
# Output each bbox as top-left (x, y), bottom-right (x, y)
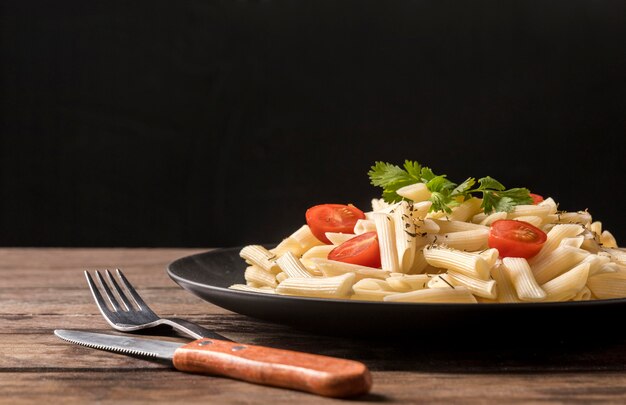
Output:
top-left (547, 210), bottom-right (592, 226)
top-left (587, 273), bottom-right (626, 299)
top-left (276, 273), bottom-right (356, 299)
top-left (275, 272), bottom-right (289, 283)
top-left (427, 274), bottom-right (456, 289)
top-left (447, 271), bottom-right (497, 299)
top-left (581, 254), bottom-right (611, 277)
top-left (559, 236), bottom-right (584, 248)
top-left (541, 262), bottom-right (590, 302)
top-left (312, 258), bottom-right (391, 280)
top-left (384, 286), bottom-right (478, 303)
top-left (501, 257), bottom-right (546, 302)
top-left (373, 212), bottom-right (400, 272)
top-left (353, 278), bottom-right (393, 291)
top-left (531, 246), bottom-right (589, 285)
top-left (538, 197), bottom-right (558, 215)
top-left (354, 219), bottom-right (377, 235)
top-left (471, 212), bottom-right (488, 224)
top-left (509, 215), bottom-right (543, 228)
top-left (244, 265), bottom-right (278, 288)
top-left (423, 245), bottom-right (491, 280)
top-left (302, 244), bottom-right (335, 260)
top-left (574, 286), bottom-right (592, 301)
top-left (240, 245), bottom-right (280, 273)
top-left (325, 232), bottom-right (357, 245)
top-left (589, 221), bottom-right (602, 236)
top-left (437, 228), bottom-right (489, 252)
top-left (408, 249), bottom-right (429, 274)
top-left (530, 224), bottom-right (586, 265)
top-left (396, 182), bottom-right (431, 202)
top-left (352, 278), bottom-right (397, 300)
top-left (411, 201), bottom-right (433, 219)
top-left (371, 198), bottom-right (389, 212)
top-left (601, 230), bottom-right (618, 248)
top-left (229, 284), bottom-right (277, 294)
top-left (291, 225), bottom-right (324, 251)
top-left (432, 219), bottom-right (489, 233)
top-left (270, 237), bottom-right (306, 258)
top-left (276, 252), bottom-right (314, 278)
top-left (386, 274), bottom-right (430, 292)
top-left (507, 204), bottom-right (553, 219)
top-left (479, 248), bottom-right (500, 268)
top-left (393, 201), bottom-right (418, 273)
top-left (449, 198), bottom-right (483, 222)
top-left (491, 262), bottom-right (521, 303)
top-left (415, 218), bottom-right (441, 234)
top-left (479, 211), bottom-right (507, 226)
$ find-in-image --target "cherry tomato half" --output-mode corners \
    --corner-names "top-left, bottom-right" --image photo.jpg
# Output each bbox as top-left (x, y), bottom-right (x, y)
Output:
top-left (305, 204), bottom-right (366, 244)
top-left (530, 193), bottom-right (544, 205)
top-left (328, 231), bottom-right (381, 268)
top-left (488, 219), bottom-right (547, 259)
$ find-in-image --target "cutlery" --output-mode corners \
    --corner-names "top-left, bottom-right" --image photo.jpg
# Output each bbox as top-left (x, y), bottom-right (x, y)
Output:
top-left (85, 269), bottom-right (228, 340)
top-left (54, 329), bottom-right (372, 398)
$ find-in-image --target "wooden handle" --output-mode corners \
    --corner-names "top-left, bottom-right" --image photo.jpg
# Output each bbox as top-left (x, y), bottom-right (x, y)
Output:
top-left (172, 338), bottom-right (372, 398)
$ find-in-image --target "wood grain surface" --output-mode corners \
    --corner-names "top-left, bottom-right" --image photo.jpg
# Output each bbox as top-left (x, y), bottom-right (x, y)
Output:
top-left (1, 248), bottom-right (626, 404)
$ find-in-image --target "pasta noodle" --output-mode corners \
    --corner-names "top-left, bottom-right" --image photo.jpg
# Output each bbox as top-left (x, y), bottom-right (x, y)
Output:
top-left (312, 258), bottom-right (391, 280)
top-left (393, 201), bottom-right (418, 273)
top-left (432, 219), bottom-right (488, 233)
top-left (354, 219), bottom-right (376, 235)
top-left (384, 286), bottom-right (478, 303)
top-left (501, 257), bottom-right (546, 302)
top-left (276, 252), bottom-right (313, 278)
top-left (386, 274), bottom-right (430, 292)
top-left (491, 262), bottom-right (521, 303)
top-left (447, 271), bottom-right (497, 299)
top-left (449, 198), bottom-right (483, 222)
top-left (373, 212), bottom-right (400, 272)
top-left (240, 245), bottom-right (280, 274)
top-left (587, 273), bottom-right (626, 299)
top-left (541, 262), bottom-right (590, 302)
top-left (396, 182), bottom-right (431, 202)
top-left (276, 273), bottom-right (356, 299)
top-left (437, 228), bottom-right (489, 252)
top-left (423, 246), bottom-right (491, 280)
top-left (244, 265), bottom-right (278, 288)
top-left (325, 232), bottom-right (356, 245)
top-left (531, 246), bottom-right (588, 285)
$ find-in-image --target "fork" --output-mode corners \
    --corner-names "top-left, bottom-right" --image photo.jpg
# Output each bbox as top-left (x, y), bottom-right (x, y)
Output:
top-left (85, 269), bottom-right (231, 341)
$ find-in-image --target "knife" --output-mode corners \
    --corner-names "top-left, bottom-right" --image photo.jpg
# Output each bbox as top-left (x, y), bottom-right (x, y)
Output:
top-left (54, 329), bottom-right (372, 398)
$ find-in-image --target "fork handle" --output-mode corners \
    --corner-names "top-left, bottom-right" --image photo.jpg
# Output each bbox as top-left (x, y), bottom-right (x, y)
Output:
top-left (172, 338), bottom-right (372, 398)
top-left (160, 318), bottom-right (232, 341)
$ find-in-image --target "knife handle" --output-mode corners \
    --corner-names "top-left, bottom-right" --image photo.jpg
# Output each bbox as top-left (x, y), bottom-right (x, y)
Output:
top-left (172, 338), bottom-right (372, 398)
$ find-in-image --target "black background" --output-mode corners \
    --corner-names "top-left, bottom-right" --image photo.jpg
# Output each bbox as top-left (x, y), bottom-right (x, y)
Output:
top-left (1, 1), bottom-right (625, 247)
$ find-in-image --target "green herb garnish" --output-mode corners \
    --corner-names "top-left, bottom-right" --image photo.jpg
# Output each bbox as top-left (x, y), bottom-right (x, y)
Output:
top-left (368, 160), bottom-right (533, 214)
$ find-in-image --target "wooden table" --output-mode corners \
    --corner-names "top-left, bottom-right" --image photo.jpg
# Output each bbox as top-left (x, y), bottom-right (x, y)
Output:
top-left (2, 248), bottom-right (626, 404)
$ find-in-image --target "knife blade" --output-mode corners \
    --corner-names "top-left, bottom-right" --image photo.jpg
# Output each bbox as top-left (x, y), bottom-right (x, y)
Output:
top-left (54, 329), bottom-right (372, 398)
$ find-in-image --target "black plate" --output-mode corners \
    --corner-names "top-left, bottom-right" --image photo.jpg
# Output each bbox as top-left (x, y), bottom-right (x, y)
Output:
top-left (167, 247), bottom-right (626, 338)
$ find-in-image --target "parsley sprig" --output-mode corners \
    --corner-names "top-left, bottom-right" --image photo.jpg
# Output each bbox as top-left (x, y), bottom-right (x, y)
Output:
top-left (368, 160), bottom-right (533, 213)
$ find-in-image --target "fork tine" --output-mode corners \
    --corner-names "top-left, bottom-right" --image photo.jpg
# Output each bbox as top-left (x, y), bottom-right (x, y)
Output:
top-left (104, 269), bottom-right (132, 311)
top-left (94, 270), bottom-right (120, 312)
top-left (84, 271), bottom-right (117, 317)
top-left (115, 268), bottom-right (150, 311)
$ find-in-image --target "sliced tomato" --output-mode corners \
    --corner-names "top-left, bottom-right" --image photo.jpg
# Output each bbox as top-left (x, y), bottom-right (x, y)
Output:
top-left (328, 231), bottom-right (381, 268)
top-left (488, 219), bottom-right (547, 259)
top-left (530, 193), bottom-right (544, 205)
top-left (305, 204), bottom-right (366, 244)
